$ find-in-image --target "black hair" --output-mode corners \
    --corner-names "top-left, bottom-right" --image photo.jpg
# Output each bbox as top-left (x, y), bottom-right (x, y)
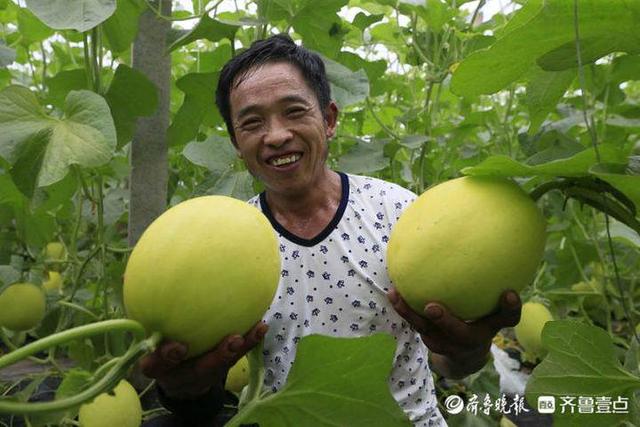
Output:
top-left (215, 34), bottom-right (332, 142)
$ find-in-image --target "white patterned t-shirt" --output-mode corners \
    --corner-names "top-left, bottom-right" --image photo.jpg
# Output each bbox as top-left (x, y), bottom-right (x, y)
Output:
top-left (248, 172), bottom-right (446, 427)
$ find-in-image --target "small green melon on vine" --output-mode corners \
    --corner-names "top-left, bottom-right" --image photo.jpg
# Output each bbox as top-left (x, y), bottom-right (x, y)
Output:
top-left (78, 380), bottom-right (141, 427)
top-left (0, 283), bottom-right (46, 331)
top-left (514, 301), bottom-right (553, 361)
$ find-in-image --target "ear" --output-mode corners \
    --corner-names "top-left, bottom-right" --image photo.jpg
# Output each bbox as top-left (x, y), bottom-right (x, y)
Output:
top-left (324, 101), bottom-right (339, 139)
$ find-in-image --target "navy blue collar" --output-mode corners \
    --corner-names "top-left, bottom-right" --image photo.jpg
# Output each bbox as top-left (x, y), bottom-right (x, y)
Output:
top-left (259, 172), bottom-right (349, 247)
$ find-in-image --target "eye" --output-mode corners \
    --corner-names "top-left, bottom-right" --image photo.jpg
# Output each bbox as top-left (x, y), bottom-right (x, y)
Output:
top-left (286, 107), bottom-right (307, 118)
top-left (240, 118), bottom-right (262, 131)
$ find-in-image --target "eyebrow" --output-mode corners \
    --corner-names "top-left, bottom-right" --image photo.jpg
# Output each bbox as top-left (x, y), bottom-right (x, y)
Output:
top-left (234, 95), bottom-right (312, 121)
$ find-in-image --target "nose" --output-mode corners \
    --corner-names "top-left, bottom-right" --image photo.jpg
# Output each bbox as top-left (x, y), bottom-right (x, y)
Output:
top-left (263, 117), bottom-right (293, 147)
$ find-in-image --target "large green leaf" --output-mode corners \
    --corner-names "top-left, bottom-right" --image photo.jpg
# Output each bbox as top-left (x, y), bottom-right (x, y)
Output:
top-left (338, 137), bottom-right (389, 174)
top-left (198, 169), bottom-right (255, 201)
top-left (526, 321), bottom-right (640, 427)
top-left (0, 85), bottom-right (116, 193)
top-left (525, 67), bottom-right (575, 134)
top-left (102, 0), bottom-right (143, 54)
top-left (24, 0), bottom-right (116, 32)
top-left (168, 15), bottom-right (238, 52)
top-left (183, 134), bottom-right (236, 172)
top-left (451, 0), bottom-right (640, 97)
top-left (105, 64), bottom-right (158, 147)
top-left (462, 145), bottom-right (627, 178)
top-left (45, 69), bottom-right (89, 109)
top-left (228, 334), bottom-right (411, 427)
top-left (323, 56), bottom-right (370, 109)
top-left (168, 72), bottom-right (220, 147)
top-left (292, 0), bottom-right (348, 58)
top-left (16, 6), bottom-right (53, 45)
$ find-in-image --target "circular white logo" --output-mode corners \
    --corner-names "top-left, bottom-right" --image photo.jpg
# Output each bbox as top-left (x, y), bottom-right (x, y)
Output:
top-left (444, 395), bottom-right (464, 414)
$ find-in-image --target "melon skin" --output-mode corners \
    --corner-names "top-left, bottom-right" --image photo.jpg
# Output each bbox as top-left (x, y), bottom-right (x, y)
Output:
top-left (514, 302), bottom-right (553, 358)
top-left (0, 283), bottom-right (46, 331)
top-left (225, 356), bottom-right (249, 393)
top-left (387, 176), bottom-right (546, 320)
top-left (124, 196), bottom-right (281, 358)
top-left (78, 380), bottom-right (141, 427)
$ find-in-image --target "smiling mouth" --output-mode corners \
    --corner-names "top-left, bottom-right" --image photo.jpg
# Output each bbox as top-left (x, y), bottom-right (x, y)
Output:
top-left (268, 153), bottom-right (302, 167)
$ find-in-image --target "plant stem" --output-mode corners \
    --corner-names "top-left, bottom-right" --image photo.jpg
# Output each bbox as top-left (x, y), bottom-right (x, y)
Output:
top-left (0, 332), bottom-right (160, 415)
top-left (0, 320), bottom-right (145, 370)
top-left (57, 301), bottom-right (99, 321)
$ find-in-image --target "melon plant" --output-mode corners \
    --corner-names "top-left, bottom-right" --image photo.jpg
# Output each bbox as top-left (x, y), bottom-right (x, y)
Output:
top-left (514, 301), bottom-right (554, 358)
top-left (387, 176), bottom-right (546, 320)
top-left (78, 380), bottom-right (142, 427)
top-left (0, 283), bottom-right (46, 331)
top-left (124, 195), bottom-right (281, 358)
top-left (226, 356), bottom-right (250, 393)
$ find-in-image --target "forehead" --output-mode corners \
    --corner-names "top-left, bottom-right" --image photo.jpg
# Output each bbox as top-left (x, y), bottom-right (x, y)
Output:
top-left (229, 62), bottom-right (317, 114)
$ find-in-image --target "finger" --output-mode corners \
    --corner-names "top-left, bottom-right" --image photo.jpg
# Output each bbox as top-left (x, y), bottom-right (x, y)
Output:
top-left (483, 290), bottom-right (522, 331)
top-left (241, 321), bottom-right (269, 351)
top-left (139, 341), bottom-right (188, 378)
top-left (195, 334), bottom-right (245, 373)
top-left (422, 302), bottom-right (471, 341)
top-left (387, 288), bottom-right (431, 333)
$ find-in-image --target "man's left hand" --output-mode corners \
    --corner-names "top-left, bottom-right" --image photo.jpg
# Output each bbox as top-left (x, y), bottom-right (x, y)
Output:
top-left (388, 288), bottom-right (521, 378)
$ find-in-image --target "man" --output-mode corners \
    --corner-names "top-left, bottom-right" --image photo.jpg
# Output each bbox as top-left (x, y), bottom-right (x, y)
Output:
top-left (141, 34), bottom-right (521, 426)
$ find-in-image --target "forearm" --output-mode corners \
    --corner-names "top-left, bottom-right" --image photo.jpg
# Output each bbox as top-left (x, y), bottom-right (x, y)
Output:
top-left (427, 345), bottom-right (491, 380)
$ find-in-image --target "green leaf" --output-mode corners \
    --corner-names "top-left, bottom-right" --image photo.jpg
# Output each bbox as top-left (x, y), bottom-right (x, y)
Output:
top-left (352, 11), bottom-right (384, 31)
top-left (335, 52), bottom-right (387, 96)
top-left (168, 72), bottom-right (220, 147)
top-left (24, 0), bottom-right (117, 32)
top-left (198, 169), bottom-right (255, 201)
top-left (0, 86), bottom-right (116, 191)
top-left (168, 15), bottom-right (238, 52)
top-left (105, 64), bottom-right (158, 147)
top-left (17, 6), bottom-right (54, 45)
top-left (229, 334), bottom-right (411, 427)
top-left (57, 368), bottom-right (93, 399)
top-left (45, 68), bottom-right (89, 109)
top-left (589, 164), bottom-right (640, 213)
top-left (526, 321), bottom-right (640, 426)
top-left (451, 0), bottom-right (640, 97)
top-left (292, 0), bottom-right (349, 58)
top-left (323, 56), bottom-right (370, 108)
top-left (183, 134), bottom-right (236, 172)
top-left (338, 137), bottom-right (388, 174)
top-left (0, 85), bottom-right (53, 163)
top-left (462, 145), bottom-right (627, 178)
top-left (102, 0), bottom-right (143, 54)
top-left (526, 67), bottom-right (575, 134)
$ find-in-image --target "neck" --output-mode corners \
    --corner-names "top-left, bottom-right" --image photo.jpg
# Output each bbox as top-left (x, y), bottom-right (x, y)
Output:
top-left (265, 168), bottom-right (341, 220)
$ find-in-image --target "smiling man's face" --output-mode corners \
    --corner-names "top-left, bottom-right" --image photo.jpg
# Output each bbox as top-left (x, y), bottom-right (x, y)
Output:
top-left (229, 61), bottom-right (337, 197)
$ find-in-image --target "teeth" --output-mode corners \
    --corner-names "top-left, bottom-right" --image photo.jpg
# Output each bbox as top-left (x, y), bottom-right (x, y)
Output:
top-left (271, 154), bottom-right (301, 166)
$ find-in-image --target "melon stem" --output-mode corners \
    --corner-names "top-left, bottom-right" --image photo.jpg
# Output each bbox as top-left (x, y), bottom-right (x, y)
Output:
top-left (0, 320), bottom-right (159, 415)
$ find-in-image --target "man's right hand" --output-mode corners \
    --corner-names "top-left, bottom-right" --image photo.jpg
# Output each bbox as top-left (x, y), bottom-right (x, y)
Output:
top-left (139, 321), bottom-right (268, 399)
